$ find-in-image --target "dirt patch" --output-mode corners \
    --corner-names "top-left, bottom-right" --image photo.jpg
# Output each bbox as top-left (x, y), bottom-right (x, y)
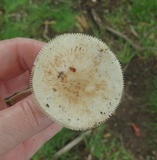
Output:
top-left (107, 56), bottom-right (157, 160)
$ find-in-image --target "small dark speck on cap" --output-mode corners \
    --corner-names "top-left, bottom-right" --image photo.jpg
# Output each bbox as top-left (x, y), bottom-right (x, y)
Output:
top-left (46, 104), bottom-right (49, 108)
top-left (99, 49), bottom-right (104, 52)
top-left (58, 71), bottom-right (64, 78)
top-left (52, 88), bottom-right (57, 92)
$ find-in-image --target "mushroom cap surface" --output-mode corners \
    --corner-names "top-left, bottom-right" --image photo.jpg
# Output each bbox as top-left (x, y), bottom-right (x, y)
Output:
top-left (31, 33), bottom-right (124, 130)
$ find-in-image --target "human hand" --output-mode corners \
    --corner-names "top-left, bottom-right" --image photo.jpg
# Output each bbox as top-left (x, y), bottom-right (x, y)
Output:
top-left (0, 38), bottom-right (62, 160)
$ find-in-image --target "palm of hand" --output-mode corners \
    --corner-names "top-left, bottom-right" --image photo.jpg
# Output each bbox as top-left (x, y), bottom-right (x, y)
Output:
top-left (0, 38), bottom-right (61, 160)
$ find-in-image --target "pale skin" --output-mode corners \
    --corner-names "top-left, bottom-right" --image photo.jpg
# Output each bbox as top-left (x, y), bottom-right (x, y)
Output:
top-left (0, 38), bottom-right (62, 160)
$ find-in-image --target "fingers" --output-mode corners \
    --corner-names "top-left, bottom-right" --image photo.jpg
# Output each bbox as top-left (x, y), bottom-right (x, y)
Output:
top-left (0, 71), bottom-right (29, 99)
top-left (25, 123), bottom-right (62, 159)
top-left (2, 123), bottom-right (62, 160)
top-left (0, 38), bottom-right (45, 80)
top-left (0, 95), bottom-right (53, 156)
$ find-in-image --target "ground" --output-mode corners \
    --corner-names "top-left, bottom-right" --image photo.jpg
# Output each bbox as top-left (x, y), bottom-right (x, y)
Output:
top-left (107, 56), bottom-right (157, 160)
top-left (1, 0), bottom-right (157, 160)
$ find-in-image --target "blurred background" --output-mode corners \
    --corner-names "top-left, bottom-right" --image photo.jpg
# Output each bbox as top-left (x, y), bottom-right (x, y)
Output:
top-left (0, 0), bottom-right (157, 159)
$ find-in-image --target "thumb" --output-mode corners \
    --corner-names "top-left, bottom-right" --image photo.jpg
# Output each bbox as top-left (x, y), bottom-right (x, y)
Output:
top-left (0, 95), bottom-right (53, 155)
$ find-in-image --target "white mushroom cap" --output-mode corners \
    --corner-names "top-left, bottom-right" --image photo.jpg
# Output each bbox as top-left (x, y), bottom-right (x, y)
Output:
top-left (31, 33), bottom-right (124, 130)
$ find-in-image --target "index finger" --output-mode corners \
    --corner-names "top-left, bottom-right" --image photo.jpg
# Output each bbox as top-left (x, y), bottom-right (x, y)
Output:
top-left (0, 38), bottom-right (45, 80)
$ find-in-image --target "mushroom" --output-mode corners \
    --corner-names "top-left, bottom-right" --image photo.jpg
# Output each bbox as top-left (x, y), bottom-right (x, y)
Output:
top-left (30, 33), bottom-right (124, 130)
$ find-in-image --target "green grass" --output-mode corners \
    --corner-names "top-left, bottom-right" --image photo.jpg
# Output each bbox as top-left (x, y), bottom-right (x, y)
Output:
top-left (129, 0), bottom-right (157, 22)
top-left (117, 43), bottom-right (137, 64)
top-left (0, 0), bottom-right (77, 40)
top-left (50, 3), bottom-right (76, 33)
top-left (32, 125), bottom-right (133, 160)
top-left (103, 0), bottom-right (157, 62)
top-left (85, 126), bottom-right (134, 160)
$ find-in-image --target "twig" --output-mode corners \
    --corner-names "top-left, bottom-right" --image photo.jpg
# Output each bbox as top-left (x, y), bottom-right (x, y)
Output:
top-left (89, 9), bottom-right (157, 52)
top-left (90, 9), bottom-right (103, 29)
top-left (90, 9), bottom-right (140, 50)
top-left (87, 145), bottom-right (94, 160)
top-left (43, 20), bottom-right (55, 41)
top-left (76, 15), bottom-right (89, 31)
top-left (105, 26), bottom-right (142, 51)
top-left (105, 26), bottom-right (157, 51)
top-left (130, 25), bottom-right (139, 38)
top-left (119, 135), bottom-right (124, 147)
top-left (5, 88), bottom-right (31, 106)
top-left (87, 154), bottom-right (92, 160)
top-left (43, 21), bottom-right (50, 41)
top-left (52, 130), bottom-right (92, 160)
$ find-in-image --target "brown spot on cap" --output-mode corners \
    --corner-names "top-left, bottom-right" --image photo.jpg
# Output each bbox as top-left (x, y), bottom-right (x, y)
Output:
top-left (99, 49), bottom-right (104, 52)
top-left (69, 67), bottom-right (76, 72)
